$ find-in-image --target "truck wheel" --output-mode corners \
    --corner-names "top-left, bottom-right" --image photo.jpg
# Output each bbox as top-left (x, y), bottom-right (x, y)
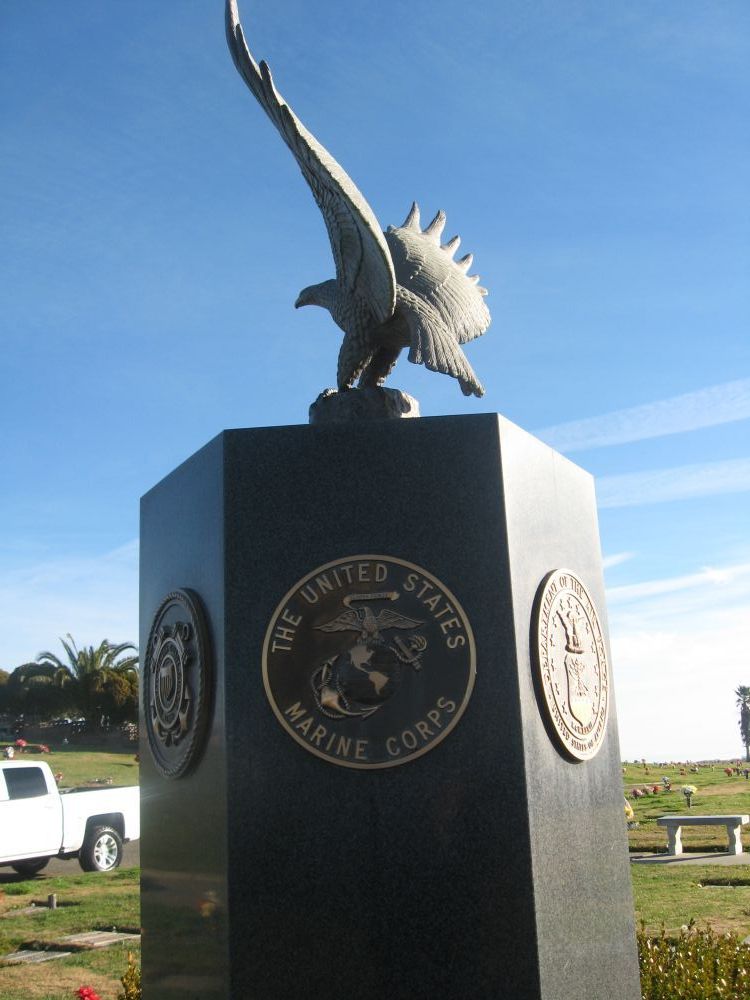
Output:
top-left (79, 825), bottom-right (123, 872)
top-left (11, 857), bottom-right (50, 877)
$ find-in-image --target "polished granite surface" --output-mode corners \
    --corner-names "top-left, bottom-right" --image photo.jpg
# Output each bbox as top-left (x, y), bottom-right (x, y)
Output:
top-left (140, 415), bottom-right (640, 999)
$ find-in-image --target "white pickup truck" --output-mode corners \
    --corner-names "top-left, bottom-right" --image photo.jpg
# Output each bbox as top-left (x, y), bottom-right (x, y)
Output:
top-left (0, 760), bottom-right (139, 876)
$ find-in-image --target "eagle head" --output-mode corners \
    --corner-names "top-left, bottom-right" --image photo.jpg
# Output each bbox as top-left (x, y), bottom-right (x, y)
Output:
top-left (295, 279), bottom-right (337, 311)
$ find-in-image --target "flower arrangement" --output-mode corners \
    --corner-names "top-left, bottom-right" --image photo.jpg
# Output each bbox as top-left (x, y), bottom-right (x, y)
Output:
top-left (651, 785), bottom-right (660, 795)
top-left (39, 744), bottom-right (50, 754)
top-left (14, 738), bottom-right (27, 751)
top-left (725, 767), bottom-right (734, 777)
top-left (624, 799), bottom-right (634, 821)
top-left (75, 988), bottom-right (102, 1000)
top-left (681, 784), bottom-right (697, 807)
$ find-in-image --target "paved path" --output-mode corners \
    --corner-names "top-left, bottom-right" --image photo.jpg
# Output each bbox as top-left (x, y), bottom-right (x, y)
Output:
top-left (0, 839), bottom-right (140, 882)
top-left (631, 851), bottom-right (750, 866)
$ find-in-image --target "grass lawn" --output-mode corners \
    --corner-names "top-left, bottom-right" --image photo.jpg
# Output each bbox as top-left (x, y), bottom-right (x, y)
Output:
top-left (632, 864), bottom-right (750, 937)
top-left (0, 868), bottom-right (139, 1000)
top-left (2, 747), bottom-right (139, 790)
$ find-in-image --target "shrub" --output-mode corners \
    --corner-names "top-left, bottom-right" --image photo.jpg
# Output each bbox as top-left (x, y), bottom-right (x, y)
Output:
top-left (638, 924), bottom-right (750, 999)
top-left (118, 952), bottom-right (141, 1000)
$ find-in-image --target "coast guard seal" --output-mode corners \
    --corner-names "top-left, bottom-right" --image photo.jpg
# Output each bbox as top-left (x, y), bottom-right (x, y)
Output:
top-left (533, 569), bottom-right (609, 761)
top-left (262, 555), bottom-right (476, 769)
top-left (144, 589), bottom-right (213, 779)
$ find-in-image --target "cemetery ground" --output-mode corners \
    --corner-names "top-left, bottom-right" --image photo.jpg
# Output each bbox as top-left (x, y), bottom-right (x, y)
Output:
top-left (3, 754), bottom-right (750, 997)
top-left (0, 746), bottom-right (139, 1000)
top-left (625, 760), bottom-right (750, 937)
top-left (0, 868), bottom-right (139, 1000)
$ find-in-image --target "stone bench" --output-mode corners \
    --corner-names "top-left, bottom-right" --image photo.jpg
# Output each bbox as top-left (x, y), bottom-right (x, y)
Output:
top-left (656, 814), bottom-right (750, 855)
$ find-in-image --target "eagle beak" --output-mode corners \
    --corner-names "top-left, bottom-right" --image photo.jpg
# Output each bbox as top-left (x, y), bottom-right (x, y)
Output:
top-left (294, 295), bottom-right (303, 309)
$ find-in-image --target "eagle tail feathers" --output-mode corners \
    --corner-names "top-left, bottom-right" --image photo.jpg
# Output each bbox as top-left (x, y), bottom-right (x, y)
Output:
top-left (400, 289), bottom-right (484, 398)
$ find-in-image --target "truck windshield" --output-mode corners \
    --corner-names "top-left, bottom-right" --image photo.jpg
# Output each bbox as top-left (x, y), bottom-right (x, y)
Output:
top-left (4, 767), bottom-right (48, 800)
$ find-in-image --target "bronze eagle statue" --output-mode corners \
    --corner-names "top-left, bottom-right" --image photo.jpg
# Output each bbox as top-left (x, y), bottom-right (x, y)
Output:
top-left (225, 0), bottom-right (490, 398)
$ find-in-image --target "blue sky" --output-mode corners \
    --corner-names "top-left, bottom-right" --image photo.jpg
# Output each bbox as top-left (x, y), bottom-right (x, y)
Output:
top-left (1, 1), bottom-right (748, 761)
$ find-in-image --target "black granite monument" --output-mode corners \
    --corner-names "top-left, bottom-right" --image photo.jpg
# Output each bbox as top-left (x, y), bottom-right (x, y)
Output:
top-left (140, 413), bottom-right (641, 999)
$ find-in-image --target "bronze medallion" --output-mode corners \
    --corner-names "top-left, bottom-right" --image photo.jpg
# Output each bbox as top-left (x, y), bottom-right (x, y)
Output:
top-left (533, 569), bottom-right (609, 761)
top-left (144, 589), bottom-right (213, 779)
top-left (262, 555), bottom-right (476, 769)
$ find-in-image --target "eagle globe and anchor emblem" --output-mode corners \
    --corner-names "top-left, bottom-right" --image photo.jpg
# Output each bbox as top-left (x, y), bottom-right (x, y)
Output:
top-left (262, 556), bottom-right (476, 769)
top-left (311, 591), bottom-right (428, 720)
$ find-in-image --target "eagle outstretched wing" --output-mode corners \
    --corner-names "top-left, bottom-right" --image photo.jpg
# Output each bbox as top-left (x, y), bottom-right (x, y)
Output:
top-left (374, 609), bottom-right (424, 631)
top-left (316, 610), bottom-right (363, 633)
top-left (225, 0), bottom-right (396, 324)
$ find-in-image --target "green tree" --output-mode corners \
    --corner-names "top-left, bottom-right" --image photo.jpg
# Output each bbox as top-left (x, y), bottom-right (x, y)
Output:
top-left (35, 635), bottom-right (138, 727)
top-left (735, 685), bottom-right (750, 763)
top-left (4, 663), bottom-right (70, 717)
top-left (100, 670), bottom-right (139, 724)
top-left (0, 667), bottom-right (12, 713)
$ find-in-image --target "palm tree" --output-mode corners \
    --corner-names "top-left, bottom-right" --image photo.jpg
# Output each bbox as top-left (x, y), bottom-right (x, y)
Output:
top-left (36, 635), bottom-right (138, 727)
top-left (735, 685), bottom-right (750, 763)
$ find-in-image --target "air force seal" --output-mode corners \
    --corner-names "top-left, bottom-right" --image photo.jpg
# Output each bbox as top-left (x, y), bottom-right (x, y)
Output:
top-left (533, 569), bottom-right (609, 761)
top-left (262, 556), bottom-right (476, 769)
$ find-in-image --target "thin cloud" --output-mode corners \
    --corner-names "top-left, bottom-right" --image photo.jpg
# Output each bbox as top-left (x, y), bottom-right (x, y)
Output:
top-left (602, 551), bottom-right (635, 570)
top-left (597, 457), bottom-right (750, 509)
top-left (0, 541), bottom-right (139, 669)
top-left (607, 561), bottom-right (750, 605)
top-left (536, 377), bottom-right (750, 453)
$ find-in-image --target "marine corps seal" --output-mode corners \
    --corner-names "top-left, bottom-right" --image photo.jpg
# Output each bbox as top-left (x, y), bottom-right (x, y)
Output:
top-left (262, 555), bottom-right (476, 769)
top-left (532, 569), bottom-right (609, 761)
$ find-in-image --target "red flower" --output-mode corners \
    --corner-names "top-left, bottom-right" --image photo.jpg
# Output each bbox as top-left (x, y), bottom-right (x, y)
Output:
top-left (75, 987), bottom-right (102, 1000)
